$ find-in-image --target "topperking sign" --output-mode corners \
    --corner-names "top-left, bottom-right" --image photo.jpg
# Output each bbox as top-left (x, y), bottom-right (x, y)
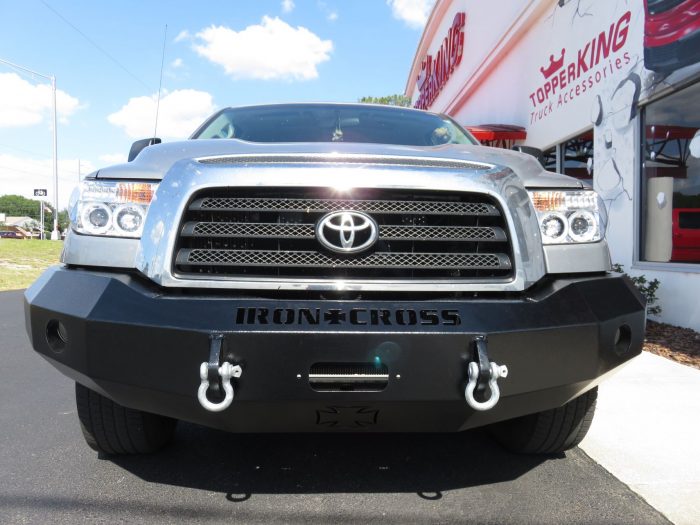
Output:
top-left (414, 12), bottom-right (466, 110)
top-left (528, 10), bottom-right (632, 126)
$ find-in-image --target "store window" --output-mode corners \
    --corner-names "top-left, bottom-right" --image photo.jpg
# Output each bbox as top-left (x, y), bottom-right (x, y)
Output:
top-left (641, 81), bottom-right (700, 264)
top-left (562, 131), bottom-right (594, 182)
top-left (542, 146), bottom-right (557, 172)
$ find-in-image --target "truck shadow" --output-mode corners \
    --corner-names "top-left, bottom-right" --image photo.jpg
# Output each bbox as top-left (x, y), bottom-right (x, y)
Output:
top-left (111, 422), bottom-right (554, 498)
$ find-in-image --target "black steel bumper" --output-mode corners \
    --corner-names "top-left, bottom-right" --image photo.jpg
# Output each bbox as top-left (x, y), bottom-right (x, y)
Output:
top-left (25, 266), bottom-right (645, 433)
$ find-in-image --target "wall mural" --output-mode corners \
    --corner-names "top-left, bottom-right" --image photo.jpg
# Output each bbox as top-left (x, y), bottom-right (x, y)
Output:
top-left (549, 0), bottom-right (700, 264)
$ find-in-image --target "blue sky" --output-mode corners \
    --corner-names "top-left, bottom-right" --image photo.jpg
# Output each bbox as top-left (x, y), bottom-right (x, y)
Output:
top-left (0, 0), bottom-right (434, 209)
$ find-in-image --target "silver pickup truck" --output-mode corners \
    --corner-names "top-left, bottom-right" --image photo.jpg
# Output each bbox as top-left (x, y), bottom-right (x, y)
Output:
top-left (24, 103), bottom-right (645, 456)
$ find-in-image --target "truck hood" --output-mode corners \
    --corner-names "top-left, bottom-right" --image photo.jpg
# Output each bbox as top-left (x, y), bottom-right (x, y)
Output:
top-left (96, 139), bottom-right (583, 189)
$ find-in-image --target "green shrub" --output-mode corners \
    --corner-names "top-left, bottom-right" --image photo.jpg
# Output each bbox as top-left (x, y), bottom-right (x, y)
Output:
top-left (612, 264), bottom-right (662, 316)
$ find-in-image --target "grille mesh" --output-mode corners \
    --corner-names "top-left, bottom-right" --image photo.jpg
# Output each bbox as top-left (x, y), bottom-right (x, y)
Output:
top-left (190, 222), bottom-right (315, 238)
top-left (380, 225), bottom-right (502, 241)
top-left (179, 249), bottom-right (509, 270)
top-left (182, 222), bottom-right (504, 242)
top-left (174, 188), bottom-right (514, 281)
top-left (193, 197), bottom-right (497, 216)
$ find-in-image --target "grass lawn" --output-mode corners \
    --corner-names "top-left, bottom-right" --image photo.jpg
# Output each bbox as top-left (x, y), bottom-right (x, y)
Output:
top-left (0, 239), bottom-right (63, 291)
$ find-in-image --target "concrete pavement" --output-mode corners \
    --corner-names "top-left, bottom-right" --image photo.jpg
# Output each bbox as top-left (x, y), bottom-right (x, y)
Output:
top-left (581, 351), bottom-right (700, 525)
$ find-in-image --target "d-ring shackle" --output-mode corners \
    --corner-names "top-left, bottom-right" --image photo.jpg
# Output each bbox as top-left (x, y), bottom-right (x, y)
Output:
top-left (198, 361), bottom-right (242, 412)
top-left (197, 333), bottom-right (242, 412)
top-left (465, 361), bottom-right (508, 411)
top-left (464, 336), bottom-right (509, 411)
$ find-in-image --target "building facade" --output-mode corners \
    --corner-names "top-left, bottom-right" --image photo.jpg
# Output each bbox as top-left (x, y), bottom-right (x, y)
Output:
top-left (406, 0), bottom-right (700, 330)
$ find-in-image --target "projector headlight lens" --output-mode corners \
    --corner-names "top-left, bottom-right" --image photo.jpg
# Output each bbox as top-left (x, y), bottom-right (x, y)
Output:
top-left (528, 190), bottom-right (606, 244)
top-left (540, 212), bottom-right (568, 241)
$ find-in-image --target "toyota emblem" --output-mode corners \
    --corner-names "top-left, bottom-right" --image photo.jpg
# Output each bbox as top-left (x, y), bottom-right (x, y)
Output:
top-left (316, 211), bottom-right (378, 254)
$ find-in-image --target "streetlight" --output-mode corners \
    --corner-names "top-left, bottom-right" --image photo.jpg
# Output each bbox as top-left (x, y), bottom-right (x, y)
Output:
top-left (0, 57), bottom-right (60, 240)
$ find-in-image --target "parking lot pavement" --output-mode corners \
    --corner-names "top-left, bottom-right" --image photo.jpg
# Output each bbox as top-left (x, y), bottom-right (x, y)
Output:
top-left (1, 289), bottom-right (670, 524)
top-left (582, 352), bottom-right (700, 525)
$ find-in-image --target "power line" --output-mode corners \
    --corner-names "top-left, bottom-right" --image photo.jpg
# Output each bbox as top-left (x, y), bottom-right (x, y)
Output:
top-left (0, 163), bottom-right (83, 179)
top-left (38, 0), bottom-right (153, 92)
top-left (0, 142), bottom-right (48, 158)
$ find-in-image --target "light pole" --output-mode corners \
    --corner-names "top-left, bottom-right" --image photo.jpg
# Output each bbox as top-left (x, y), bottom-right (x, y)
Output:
top-left (0, 57), bottom-right (60, 240)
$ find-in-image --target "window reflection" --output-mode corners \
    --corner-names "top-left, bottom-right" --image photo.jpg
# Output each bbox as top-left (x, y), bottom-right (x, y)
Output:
top-left (641, 82), bottom-right (700, 264)
top-left (563, 131), bottom-right (594, 181)
top-left (543, 146), bottom-right (557, 172)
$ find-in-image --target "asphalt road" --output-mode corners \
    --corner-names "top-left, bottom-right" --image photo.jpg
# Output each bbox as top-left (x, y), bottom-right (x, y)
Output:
top-left (1, 289), bottom-right (670, 524)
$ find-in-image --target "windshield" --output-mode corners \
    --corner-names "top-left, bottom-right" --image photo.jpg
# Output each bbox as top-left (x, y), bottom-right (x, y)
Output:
top-left (192, 104), bottom-right (477, 146)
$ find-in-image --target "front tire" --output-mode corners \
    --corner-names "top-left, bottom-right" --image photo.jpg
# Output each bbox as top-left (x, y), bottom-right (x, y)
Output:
top-left (75, 383), bottom-right (177, 455)
top-left (490, 387), bottom-right (597, 454)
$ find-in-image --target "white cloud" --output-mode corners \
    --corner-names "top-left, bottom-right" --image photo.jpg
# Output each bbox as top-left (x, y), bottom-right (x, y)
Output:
top-left (98, 153), bottom-right (127, 165)
top-left (107, 89), bottom-right (216, 139)
top-left (387, 0), bottom-right (436, 29)
top-left (317, 1), bottom-right (339, 22)
top-left (281, 0), bottom-right (295, 13)
top-left (174, 29), bottom-right (191, 43)
top-left (193, 17), bottom-right (333, 81)
top-left (0, 73), bottom-right (81, 128)
top-left (0, 153), bottom-right (95, 210)
top-left (171, 58), bottom-right (184, 68)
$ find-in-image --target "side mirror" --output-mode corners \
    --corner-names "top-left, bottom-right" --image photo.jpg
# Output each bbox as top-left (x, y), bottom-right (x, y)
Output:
top-left (128, 137), bottom-right (162, 162)
top-left (512, 145), bottom-right (545, 167)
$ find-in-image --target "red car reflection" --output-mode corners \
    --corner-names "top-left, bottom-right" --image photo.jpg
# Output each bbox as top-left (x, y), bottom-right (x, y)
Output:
top-left (644, 0), bottom-right (700, 72)
top-left (672, 208), bottom-right (700, 261)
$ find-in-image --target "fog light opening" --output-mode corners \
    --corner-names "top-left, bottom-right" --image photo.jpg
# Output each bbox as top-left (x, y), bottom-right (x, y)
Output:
top-left (46, 320), bottom-right (68, 352)
top-left (613, 324), bottom-right (632, 355)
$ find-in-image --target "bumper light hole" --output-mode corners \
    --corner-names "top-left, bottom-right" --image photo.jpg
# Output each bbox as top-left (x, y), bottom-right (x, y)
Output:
top-left (613, 324), bottom-right (632, 355)
top-left (46, 320), bottom-right (68, 352)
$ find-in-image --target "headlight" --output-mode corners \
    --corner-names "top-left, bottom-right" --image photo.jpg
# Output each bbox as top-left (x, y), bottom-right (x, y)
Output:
top-left (69, 180), bottom-right (158, 238)
top-left (528, 190), bottom-right (606, 244)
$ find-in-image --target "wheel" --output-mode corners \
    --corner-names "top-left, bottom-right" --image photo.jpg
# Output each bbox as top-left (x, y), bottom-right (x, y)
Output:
top-left (490, 387), bottom-right (597, 454)
top-left (75, 383), bottom-right (177, 455)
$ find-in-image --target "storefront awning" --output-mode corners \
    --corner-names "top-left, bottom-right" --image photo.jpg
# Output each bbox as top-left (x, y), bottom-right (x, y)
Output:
top-left (466, 124), bottom-right (527, 142)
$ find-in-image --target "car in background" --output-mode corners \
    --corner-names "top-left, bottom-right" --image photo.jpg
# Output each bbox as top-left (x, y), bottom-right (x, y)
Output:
top-left (0, 231), bottom-right (23, 239)
top-left (672, 207), bottom-right (700, 261)
top-left (644, 0), bottom-right (700, 73)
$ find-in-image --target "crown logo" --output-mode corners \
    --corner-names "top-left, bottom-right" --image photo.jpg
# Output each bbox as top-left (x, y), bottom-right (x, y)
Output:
top-left (540, 49), bottom-right (566, 79)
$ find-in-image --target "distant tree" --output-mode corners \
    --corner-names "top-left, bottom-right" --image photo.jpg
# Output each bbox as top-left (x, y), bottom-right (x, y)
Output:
top-left (58, 209), bottom-right (70, 232)
top-left (358, 94), bottom-right (412, 107)
top-left (0, 194), bottom-right (45, 220)
top-left (0, 195), bottom-right (69, 233)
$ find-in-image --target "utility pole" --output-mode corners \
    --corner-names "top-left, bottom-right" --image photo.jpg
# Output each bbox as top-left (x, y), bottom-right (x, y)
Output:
top-left (40, 201), bottom-right (44, 240)
top-left (0, 57), bottom-right (60, 240)
top-left (50, 75), bottom-right (59, 240)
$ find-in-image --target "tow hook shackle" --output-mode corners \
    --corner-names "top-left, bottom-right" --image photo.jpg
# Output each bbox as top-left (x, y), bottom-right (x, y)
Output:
top-left (465, 361), bottom-right (508, 411)
top-left (197, 333), bottom-right (242, 412)
top-left (464, 336), bottom-right (509, 411)
top-left (198, 361), bottom-right (242, 412)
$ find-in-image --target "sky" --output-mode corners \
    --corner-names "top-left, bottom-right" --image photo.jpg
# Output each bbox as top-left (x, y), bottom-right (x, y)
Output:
top-left (0, 0), bottom-right (435, 211)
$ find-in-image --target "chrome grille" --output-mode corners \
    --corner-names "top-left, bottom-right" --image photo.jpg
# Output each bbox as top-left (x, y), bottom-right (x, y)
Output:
top-left (174, 188), bottom-right (514, 281)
